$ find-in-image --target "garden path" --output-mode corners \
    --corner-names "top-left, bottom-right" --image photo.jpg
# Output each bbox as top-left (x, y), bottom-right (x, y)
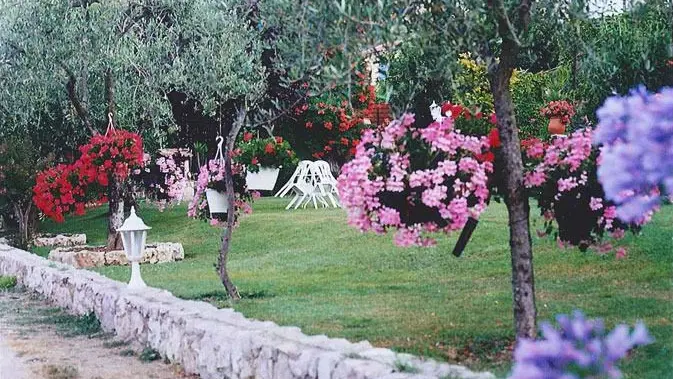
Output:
top-left (0, 290), bottom-right (196, 379)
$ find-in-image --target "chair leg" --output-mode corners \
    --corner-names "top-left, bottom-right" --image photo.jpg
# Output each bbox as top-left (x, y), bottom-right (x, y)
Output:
top-left (286, 194), bottom-right (298, 210)
top-left (294, 193), bottom-right (307, 209)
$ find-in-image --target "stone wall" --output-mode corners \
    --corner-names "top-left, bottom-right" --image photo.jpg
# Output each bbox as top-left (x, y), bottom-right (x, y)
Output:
top-left (34, 233), bottom-right (87, 247)
top-left (48, 242), bottom-right (185, 268)
top-left (0, 243), bottom-right (495, 379)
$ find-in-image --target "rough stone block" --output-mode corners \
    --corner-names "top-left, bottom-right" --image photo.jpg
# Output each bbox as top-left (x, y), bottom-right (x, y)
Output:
top-left (34, 233), bottom-right (87, 247)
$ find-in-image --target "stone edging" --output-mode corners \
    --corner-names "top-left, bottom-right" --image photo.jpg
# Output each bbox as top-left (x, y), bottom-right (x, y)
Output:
top-left (48, 242), bottom-right (185, 268)
top-left (34, 233), bottom-right (87, 247)
top-left (0, 243), bottom-right (494, 379)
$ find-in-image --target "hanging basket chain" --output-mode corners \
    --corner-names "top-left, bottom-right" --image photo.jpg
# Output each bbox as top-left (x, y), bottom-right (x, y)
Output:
top-left (214, 135), bottom-right (225, 165)
top-left (105, 112), bottom-right (116, 137)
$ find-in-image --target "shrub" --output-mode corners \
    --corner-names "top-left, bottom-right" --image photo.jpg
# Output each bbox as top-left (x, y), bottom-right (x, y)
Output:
top-left (0, 275), bottom-right (17, 289)
top-left (0, 136), bottom-right (49, 247)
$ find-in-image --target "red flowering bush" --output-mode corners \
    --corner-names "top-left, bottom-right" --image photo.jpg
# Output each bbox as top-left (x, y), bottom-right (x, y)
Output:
top-left (338, 113), bottom-right (492, 247)
top-left (235, 134), bottom-right (298, 172)
top-left (33, 130), bottom-right (144, 222)
top-left (540, 100), bottom-right (576, 124)
top-left (441, 101), bottom-right (498, 138)
top-left (289, 67), bottom-right (377, 164)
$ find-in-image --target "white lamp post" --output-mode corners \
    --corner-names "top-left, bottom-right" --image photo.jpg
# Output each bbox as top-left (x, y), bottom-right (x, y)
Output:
top-left (117, 207), bottom-right (151, 290)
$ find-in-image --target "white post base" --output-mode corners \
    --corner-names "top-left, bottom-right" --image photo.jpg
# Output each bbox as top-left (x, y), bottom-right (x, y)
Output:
top-left (128, 261), bottom-right (147, 290)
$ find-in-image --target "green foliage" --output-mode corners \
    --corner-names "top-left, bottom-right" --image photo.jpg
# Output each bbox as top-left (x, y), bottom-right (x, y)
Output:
top-left (138, 347), bottom-right (161, 362)
top-left (0, 136), bottom-right (48, 246)
top-left (453, 54), bottom-right (493, 114)
top-left (567, 0), bottom-right (673, 116)
top-left (0, 0), bottom-right (266, 157)
top-left (119, 348), bottom-right (136, 357)
top-left (43, 311), bottom-right (102, 337)
top-left (0, 276), bottom-right (17, 289)
top-left (394, 360), bottom-right (420, 373)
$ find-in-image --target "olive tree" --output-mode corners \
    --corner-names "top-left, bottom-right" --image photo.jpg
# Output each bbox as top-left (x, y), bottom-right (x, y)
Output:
top-left (260, 0), bottom-right (614, 339)
top-left (0, 0), bottom-right (176, 249)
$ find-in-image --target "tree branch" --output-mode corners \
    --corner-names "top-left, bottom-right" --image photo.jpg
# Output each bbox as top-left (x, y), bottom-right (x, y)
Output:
top-left (60, 62), bottom-right (97, 135)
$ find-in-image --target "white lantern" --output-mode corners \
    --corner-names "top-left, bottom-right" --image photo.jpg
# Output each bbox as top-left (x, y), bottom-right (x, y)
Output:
top-left (429, 101), bottom-right (444, 122)
top-left (117, 207), bottom-right (151, 290)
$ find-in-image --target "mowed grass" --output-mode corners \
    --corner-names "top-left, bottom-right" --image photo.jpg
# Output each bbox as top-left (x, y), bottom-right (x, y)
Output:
top-left (35, 198), bottom-right (673, 377)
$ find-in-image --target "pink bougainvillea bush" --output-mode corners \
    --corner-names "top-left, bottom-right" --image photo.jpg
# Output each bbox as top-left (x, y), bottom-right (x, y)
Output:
top-left (131, 149), bottom-right (191, 210)
top-left (337, 113), bottom-right (492, 247)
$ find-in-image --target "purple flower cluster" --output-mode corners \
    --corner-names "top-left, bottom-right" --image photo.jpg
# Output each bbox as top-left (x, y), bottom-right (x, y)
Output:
top-left (510, 311), bottom-right (653, 379)
top-left (594, 86), bottom-right (673, 222)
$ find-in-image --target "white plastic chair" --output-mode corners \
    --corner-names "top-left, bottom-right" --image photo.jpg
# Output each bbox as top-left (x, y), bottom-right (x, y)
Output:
top-left (313, 161), bottom-right (340, 208)
top-left (275, 160), bottom-right (312, 197)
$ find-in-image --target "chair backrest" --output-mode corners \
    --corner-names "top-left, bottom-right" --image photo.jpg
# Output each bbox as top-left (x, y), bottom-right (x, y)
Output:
top-left (314, 160), bottom-right (337, 184)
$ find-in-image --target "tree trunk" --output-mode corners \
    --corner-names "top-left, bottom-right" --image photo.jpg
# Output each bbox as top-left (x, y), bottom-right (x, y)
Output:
top-left (489, 62), bottom-right (537, 339)
top-left (13, 202), bottom-right (35, 249)
top-left (104, 67), bottom-right (124, 251)
top-left (217, 108), bottom-right (246, 300)
top-left (107, 175), bottom-right (125, 251)
top-left (487, 0), bottom-right (537, 340)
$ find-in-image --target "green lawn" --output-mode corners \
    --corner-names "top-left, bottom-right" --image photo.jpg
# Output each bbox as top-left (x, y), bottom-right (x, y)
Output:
top-left (34, 198), bottom-right (673, 377)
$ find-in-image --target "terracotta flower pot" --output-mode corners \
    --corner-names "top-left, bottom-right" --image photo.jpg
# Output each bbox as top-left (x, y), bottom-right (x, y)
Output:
top-left (548, 117), bottom-right (566, 135)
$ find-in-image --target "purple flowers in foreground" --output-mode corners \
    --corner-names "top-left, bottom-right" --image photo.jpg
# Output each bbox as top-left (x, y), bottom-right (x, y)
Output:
top-left (509, 311), bottom-right (653, 379)
top-left (594, 86), bottom-right (673, 222)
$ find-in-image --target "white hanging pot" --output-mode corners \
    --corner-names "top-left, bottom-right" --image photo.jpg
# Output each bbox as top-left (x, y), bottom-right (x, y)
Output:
top-left (205, 188), bottom-right (229, 214)
top-left (246, 167), bottom-right (281, 191)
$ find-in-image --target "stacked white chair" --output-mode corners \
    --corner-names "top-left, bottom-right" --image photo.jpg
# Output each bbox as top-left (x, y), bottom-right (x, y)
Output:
top-left (275, 160), bottom-right (312, 198)
top-left (275, 160), bottom-right (341, 209)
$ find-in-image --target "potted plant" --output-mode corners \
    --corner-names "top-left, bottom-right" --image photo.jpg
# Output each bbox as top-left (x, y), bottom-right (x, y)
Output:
top-left (187, 158), bottom-right (256, 226)
top-left (236, 133), bottom-right (298, 191)
top-left (540, 100), bottom-right (575, 135)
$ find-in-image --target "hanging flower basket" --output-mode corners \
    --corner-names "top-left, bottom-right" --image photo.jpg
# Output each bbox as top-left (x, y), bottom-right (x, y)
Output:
top-left (205, 188), bottom-right (229, 214)
top-left (188, 136), bottom-right (256, 226)
top-left (245, 167), bottom-right (281, 191)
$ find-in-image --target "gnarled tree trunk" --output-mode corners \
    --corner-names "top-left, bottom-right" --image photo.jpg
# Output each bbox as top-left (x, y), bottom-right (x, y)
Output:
top-left (107, 175), bottom-right (125, 251)
top-left (105, 67), bottom-right (124, 251)
top-left (488, 0), bottom-right (537, 339)
top-left (13, 202), bottom-right (36, 249)
top-left (217, 107), bottom-right (246, 300)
